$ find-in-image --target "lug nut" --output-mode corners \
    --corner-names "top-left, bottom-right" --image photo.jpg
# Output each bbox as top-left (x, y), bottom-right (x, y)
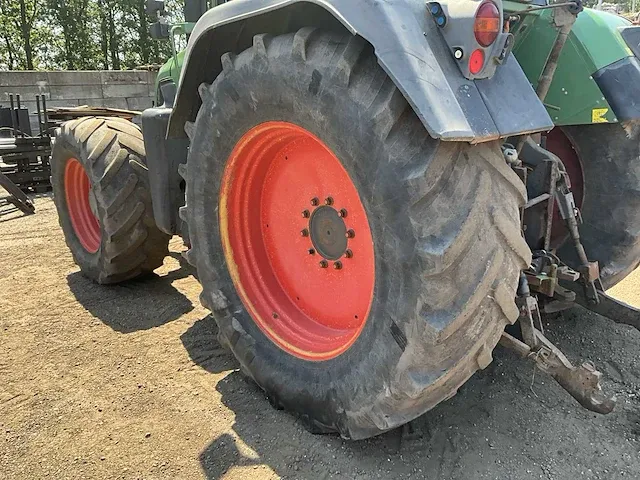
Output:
top-left (339, 209), bottom-right (348, 218)
top-left (325, 197), bottom-right (334, 206)
top-left (311, 197), bottom-right (319, 206)
top-left (346, 229), bottom-right (355, 239)
top-left (308, 248), bottom-right (316, 255)
top-left (344, 249), bottom-right (353, 259)
top-left (301, 229), bottom-right (309, 237)
top-left (302, 210), bottom-right (310, 218)
top-left (334, 261), bottom-right (343, 270)
top-left (319, 260), bottom-right (329, 268)
top-left (272, 312), bottom-right (279, 319)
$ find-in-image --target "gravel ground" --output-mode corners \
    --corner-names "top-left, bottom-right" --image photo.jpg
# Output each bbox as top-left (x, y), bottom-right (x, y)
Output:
top-left (2, 194), bottom-right (640, 479)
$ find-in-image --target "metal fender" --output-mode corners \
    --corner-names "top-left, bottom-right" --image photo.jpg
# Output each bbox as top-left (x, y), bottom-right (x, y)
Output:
top-left (168, 0), bottom-right (553, 142)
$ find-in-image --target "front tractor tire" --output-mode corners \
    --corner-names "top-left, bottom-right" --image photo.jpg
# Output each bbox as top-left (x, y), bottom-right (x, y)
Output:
top-left (182, 29), bottom-right (531, 439)
top-left (51, 117), bottom-right (170, 284)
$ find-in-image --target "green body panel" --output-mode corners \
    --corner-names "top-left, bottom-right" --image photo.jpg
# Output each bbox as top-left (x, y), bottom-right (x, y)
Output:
top-left (154, 22), bottom-right (193, 104)
top-left (507, 3), bottom-right (633, 125)
top-left (156, 50), bottom-right (185, 92)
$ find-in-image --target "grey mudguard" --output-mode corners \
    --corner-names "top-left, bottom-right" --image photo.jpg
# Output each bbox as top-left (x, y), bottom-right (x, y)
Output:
top-left (168, 0), bottom-right (554, 143)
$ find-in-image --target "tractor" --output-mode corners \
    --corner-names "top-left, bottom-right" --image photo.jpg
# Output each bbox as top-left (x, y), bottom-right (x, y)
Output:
top-left (49, 0), bottom-right (640, 440)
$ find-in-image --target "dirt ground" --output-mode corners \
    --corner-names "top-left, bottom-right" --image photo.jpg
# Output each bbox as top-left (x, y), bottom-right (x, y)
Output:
top-left (2, 194), bottom-right (640, 480)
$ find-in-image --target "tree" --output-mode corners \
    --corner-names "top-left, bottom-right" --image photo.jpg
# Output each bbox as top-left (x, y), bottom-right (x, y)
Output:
top-left (0, 0), bottom-right (183, 71)
top-left (16, 0), bottom-right (37, 69)
top-left (47, 0), bottom-right (101, 70)
top-left (0, 0), bottom-right (37, 69)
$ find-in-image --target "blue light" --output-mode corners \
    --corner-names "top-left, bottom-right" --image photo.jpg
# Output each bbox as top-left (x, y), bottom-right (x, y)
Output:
top-left (430, 4), bottom-right (440, 14)
top-left (436, 16), bottom-right (445, 26)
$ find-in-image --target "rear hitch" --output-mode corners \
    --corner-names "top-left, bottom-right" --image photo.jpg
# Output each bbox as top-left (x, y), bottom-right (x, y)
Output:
top-left (504, 271), bottom-right (616, 414)
top-left (504, 125), bottom-right (619, 416)
top-left (553, 165), bottom-right (600, 305)
top-left (515, 136), bottom-right (640, 331)
top-left (500, 331), bottom-right (615, 414)
top-left (519, 137), bottom-right (600, 304)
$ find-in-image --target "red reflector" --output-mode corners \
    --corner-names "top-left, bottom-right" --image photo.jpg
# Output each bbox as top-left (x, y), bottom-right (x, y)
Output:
top-left (469, 49), bottom-right (485, 75)
top-left (474, 2), bottom-right (501, 47)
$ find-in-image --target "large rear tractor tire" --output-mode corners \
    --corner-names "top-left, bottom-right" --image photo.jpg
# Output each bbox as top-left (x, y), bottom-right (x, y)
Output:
top-left (182, 29), bottom-right (531, 439)
top-left (51, 117), bottom-right (170, 284)
top-left (545, 123), bottom-right (640, 289)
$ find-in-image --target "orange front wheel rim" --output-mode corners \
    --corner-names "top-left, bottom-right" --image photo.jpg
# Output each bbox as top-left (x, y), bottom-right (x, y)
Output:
top-left (64, 158), bottom-right (101, 253)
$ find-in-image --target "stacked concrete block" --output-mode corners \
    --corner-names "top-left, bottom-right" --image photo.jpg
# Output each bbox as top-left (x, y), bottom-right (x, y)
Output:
top-left (0, 70), bottom-right (156, 132)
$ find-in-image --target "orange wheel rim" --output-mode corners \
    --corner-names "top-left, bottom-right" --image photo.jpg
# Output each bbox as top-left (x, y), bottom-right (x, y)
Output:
top-left (220, 122), bottom-right (375, 361)
top-left (64, 158), bottom-right (101, 253)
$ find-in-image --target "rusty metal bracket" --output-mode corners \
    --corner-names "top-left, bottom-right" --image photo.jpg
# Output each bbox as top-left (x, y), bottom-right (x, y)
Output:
top-left (500, 330), bottom-right (616, 414)
top-left (519, 137), bottom-right (599, 304)
top-left (554, 168), bottom-right (599, 304)
top-left (531, 329), bottom-right (615, 414)
top-left (514, 2), bottom-right (579, 154)
top-left (517, 295), bottom-right (543, 347)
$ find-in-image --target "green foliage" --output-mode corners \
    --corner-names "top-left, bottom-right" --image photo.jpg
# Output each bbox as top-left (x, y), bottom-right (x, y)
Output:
top-left (0, 0), bottom-right (38, 69)
top-left (0, 0), bottom-right (179, 70)
top-left (583, 0), bottom-right (638, 12)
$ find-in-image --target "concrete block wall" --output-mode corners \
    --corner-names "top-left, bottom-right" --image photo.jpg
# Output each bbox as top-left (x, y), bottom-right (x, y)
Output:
top-left (0, 71), bottom-right (156, 133)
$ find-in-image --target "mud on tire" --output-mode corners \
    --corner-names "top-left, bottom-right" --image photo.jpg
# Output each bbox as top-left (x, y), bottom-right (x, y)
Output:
top-left (182, 29), bottom-right (531, 439)
top-left (51, 117), bottom-right (170, 284)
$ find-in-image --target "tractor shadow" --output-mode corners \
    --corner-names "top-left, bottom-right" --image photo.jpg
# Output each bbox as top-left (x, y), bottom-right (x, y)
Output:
top-left (67, 251), bottom-right (195, 333)
top-left (193, 348), bottom-right (526, 480)
top-left (186, 309), bottom-right (640, 479)
top-left (180, 314), bottom-right (237, 375)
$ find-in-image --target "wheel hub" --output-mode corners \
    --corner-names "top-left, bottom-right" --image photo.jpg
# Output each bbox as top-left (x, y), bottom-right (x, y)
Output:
top-left (309, 205), bottom-right (348, 261)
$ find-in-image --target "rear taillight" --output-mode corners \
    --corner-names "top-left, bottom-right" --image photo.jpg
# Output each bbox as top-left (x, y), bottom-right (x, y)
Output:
top-left (474, 2), bottom-right (501, 47)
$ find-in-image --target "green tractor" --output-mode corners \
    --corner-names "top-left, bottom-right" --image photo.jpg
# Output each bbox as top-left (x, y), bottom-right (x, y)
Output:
top-left (50, 0), bottom-right (640, 439)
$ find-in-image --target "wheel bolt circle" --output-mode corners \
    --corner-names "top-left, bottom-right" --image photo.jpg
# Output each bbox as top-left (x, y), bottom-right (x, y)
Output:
top-left (311, 197), bottom-right (319, 206)
top-left (301, 228), bottom-right (309, 237)
top-left (345, 249), bottom-right (353, 259)
top-left (325, 197), bottom-right (334, 206)
top-left (308, 248), bottom-right (316, 255)
top-left (339, 209), bottom-right (348, 218)
top-left (302, 210), bottom-right (310, 218)
top-left (346, 229), bottom-right (355, 239)
top-left (319, 260), bottom-right (329, 268)
top-left (334, 261), bottom-right (343, 270)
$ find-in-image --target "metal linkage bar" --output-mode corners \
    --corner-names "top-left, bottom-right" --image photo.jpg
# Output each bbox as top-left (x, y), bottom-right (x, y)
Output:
top-left (500, 330), bottom-right (616, 414)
